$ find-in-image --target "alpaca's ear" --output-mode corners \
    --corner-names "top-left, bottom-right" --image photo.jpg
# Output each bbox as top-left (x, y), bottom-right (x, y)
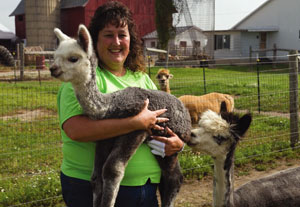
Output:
top-left (220, 101), bottom-right (227, 113)
top-left (235, 114), bottom-right (252, 137)
top-left (169, 74), bottom-right (173, 79)
top-left (54, 28), bottom-right (70, 42)
top-left (78, 24), bottom-right (93, 58)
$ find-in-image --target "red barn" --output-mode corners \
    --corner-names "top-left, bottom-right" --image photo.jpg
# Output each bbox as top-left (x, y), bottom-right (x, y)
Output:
top-left (10, 0), bottom-right (156, 41)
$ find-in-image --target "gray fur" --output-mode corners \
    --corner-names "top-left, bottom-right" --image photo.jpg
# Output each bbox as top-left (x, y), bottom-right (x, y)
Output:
top-left (234, 166), bottom-right (300, 207)
top-left (50, 24), bottom-right (191, 207)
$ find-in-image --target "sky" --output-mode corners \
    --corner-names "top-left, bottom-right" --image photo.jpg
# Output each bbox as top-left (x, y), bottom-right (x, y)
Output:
top-left (0, 0), bottom-right (268, 34)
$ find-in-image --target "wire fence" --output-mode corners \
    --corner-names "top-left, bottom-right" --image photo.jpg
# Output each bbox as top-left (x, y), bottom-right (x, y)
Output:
top-left (1, 52), bottom-right (300, 206)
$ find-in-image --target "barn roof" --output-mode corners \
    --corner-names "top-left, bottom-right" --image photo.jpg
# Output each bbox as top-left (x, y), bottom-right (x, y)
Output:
top-left (9, 0), bottom-right (89, 16)
top-left (61, 0), bottom-right (89, 9)
top-left (9, 0), bottom-right (24, 16)
top-left (142, 26), bottom-right (202, 39)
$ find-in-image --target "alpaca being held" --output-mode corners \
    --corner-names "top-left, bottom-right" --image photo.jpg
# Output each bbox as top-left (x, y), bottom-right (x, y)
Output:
top-left (155, 68), bottom-right (173, 94)
top-left (188, 103), bottom-right (300, 207)
top-left (50, 25), bottom-right (191, 207)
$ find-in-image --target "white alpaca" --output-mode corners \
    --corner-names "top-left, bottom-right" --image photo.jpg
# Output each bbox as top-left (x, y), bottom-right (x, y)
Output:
top-left (50, 25), bottom-right (191, 207)
top-left (188, 102), bottom-right (300, 207)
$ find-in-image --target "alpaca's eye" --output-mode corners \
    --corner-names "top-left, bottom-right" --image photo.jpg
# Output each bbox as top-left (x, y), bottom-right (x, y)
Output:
top-left (68, 56), bottom-right (78, 63)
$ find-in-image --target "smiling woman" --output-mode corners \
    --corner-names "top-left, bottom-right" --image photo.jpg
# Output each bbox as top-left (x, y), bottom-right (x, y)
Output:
top-left (56, 1), bottom-right (185, 207)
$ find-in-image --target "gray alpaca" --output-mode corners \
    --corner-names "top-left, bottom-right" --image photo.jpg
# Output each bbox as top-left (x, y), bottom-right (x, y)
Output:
top-left (50, 24), bottom-right (191, 207)
top-left (189, 102), bottom-right (300, 207)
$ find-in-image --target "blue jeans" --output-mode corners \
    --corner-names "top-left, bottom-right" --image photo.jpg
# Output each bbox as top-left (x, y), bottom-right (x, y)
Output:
top-left (60, 172), bottom-right (159, 207)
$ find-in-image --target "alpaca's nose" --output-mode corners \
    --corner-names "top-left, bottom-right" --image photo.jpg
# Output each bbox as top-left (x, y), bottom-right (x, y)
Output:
top-left (49, 65), bottom-right (57, 72)
top-left (49, 65), bottom-right (61, 77)
top-left (49, 65), bottom-right (57, 73)
top-left (187, 132), bottom-right (197, 146)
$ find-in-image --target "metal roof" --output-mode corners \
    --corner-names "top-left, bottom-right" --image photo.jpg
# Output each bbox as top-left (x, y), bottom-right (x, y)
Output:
top-left (0, 31), bottom-right (16, 40)
top-left (61, 0), bottom-right (89, 9)
top-left (0, 23), bottom-right (16, 39)
top-left (9, 0), bottom-right (89, 16)
top-left (9, 0), bottom-right (24, 16)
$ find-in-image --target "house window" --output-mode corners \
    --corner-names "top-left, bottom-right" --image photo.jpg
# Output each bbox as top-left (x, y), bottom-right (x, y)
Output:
top-left (151, 41), bottom-right (156, 48)
top-left (180, 41), bottom-right (187, 48)
top-left (214, 35), bottom-right (230, 50)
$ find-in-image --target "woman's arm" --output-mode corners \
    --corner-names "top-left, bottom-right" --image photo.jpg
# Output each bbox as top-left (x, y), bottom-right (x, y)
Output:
top-left (63, 99), bottom-right (168, 142)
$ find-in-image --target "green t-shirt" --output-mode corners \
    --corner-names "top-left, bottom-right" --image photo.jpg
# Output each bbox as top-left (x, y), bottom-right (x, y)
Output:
top-left (57, 67), bottom-right (161, 186)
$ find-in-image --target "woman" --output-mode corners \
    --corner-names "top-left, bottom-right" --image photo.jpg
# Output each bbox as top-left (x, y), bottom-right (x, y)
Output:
top-left (58, 1), bottom-right (184, 207)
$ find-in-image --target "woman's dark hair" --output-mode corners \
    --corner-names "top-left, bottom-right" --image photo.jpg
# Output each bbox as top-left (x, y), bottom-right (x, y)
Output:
top-left (89, 1), bottom-right (145, 72)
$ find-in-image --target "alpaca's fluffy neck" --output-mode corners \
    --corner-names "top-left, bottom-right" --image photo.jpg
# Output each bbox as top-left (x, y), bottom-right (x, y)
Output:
top-left (72, 54), bottom-right (111, 119)
top-left (213, 155), bottom-right (234, 207)
top-left (159, 83), bottom-right (170, 94)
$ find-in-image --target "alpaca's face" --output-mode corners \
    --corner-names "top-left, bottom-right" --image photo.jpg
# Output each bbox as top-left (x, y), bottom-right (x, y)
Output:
top-left (156, 69), bottom-right (173, 88)
top-left (50, 25), bottom-right (93, 84)
top-left (51, 40), bottom-right (91, 83)
top-left (188, 110), bottom-right (233, 158)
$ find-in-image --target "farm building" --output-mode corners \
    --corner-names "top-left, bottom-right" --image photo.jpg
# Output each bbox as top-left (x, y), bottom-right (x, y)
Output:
top-left (206, 0), bottom-right (300, 60)
top-left (143, 26), bottom-right (208, 57)
top-left (0, 23), bottom-right (17, 51)
top-left (9, 0), bottom-right (156, 50)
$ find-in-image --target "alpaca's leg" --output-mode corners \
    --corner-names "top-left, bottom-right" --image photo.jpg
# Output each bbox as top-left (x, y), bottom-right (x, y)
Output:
top-left (92, 139), bottom-right (114, 207)
top-left (157, 155), bottom-right (183, 207)
top-left (100, 131), bottom-right (147, 207)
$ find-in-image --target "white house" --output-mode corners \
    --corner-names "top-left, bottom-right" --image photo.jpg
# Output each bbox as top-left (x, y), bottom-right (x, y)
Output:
top-left (209, 0), bottom-right (300, 60)
top-left (142, 26), bottom-right (208, 58)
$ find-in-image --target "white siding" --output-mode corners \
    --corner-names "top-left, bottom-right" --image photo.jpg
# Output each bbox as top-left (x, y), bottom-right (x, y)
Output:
top-left (235, 0), bottom-right (300, 58)
top-left (213, 31), bottom-right (241, 59)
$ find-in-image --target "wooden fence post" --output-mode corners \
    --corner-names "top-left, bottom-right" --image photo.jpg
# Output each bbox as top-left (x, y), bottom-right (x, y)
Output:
top-left (20, 43), bottom-right (24, 80)
top-left (289, 50), bottom-right (299, 148)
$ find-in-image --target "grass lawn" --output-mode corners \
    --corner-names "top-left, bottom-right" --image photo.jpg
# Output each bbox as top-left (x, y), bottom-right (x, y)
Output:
top-left (1, 64), bottom-right (300, 206)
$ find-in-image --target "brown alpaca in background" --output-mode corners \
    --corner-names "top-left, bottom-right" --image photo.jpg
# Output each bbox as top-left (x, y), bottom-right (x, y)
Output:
top-left (155, 69), bottom-right (235, 125)
top-left (179, 93), bottom-right (235, 125)
top-left (155, 68), bottom-right (173, 94)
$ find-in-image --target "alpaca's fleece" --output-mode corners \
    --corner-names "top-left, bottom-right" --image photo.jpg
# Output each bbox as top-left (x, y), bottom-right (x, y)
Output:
top-left (50, 24), bottom-right (191, 207)
top-left (234, 166), bottom-right (300, 207)
top-left (179, 92), bottom-right (234, 125)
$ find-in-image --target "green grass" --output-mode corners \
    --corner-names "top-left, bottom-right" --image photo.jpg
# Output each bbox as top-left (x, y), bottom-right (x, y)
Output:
top-left (1, 64), bottom-right (300, 206)
top-left (150, 65), bottom-right (291, 113)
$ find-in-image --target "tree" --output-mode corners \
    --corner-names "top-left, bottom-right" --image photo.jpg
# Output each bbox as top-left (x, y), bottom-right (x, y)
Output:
top-left (155, 0), bottom-right (177, 50)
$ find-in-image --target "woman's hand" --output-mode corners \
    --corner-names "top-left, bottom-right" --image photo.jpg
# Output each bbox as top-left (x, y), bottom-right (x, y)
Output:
top-left (150, 127), bottom-right (185, 157)
top-left (132, 99), bottom-right (169, 133)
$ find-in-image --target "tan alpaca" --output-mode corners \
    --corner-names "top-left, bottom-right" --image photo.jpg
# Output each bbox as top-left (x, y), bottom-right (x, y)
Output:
top-left (179, 92), bottom-right (234, 125)
top-left (155, 68), bottom-right (173, 94)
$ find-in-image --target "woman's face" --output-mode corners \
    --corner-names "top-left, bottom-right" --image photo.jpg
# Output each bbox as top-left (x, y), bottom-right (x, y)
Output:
top-left (97, 23), bottom-right (130, 72)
